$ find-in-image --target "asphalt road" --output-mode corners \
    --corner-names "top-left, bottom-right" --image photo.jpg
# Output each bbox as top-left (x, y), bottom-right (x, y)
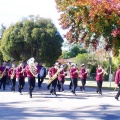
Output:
top-left (0, 80), bottom-right (120, 120)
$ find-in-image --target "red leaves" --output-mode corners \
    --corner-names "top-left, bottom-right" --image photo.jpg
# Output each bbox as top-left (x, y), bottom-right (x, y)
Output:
top-left (56, 0), bottom-right (120, 56)
top-left (105, 9), bottom-right (112, 16)
top-left (111, 28), bottom-right (120, 37)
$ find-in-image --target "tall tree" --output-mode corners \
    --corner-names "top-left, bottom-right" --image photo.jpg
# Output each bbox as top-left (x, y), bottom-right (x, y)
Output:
top-left (55, 0), bottom-right (120, 56)
top-left (0, 16), bottom-right (63, 66)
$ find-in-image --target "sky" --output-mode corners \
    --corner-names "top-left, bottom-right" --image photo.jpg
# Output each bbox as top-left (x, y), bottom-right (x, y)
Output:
top-left (0, 0), bottom-right (66, 36)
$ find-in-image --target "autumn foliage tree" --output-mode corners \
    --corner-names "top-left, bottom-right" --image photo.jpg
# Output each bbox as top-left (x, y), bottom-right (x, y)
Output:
top-left (55, 0), bottom-right (120, 56)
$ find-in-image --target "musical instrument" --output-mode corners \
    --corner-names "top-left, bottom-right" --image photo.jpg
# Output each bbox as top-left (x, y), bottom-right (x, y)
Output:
top-left (0, 67), bottom-right (7, 79)
top-left (64, 63), bottom-right (71, 71)
top-left (47, 64), bottom-right (67, 85)
top-left (27, 57), bottom-right (38, 77)
top-left (11, 68), bottom-right (15, 79)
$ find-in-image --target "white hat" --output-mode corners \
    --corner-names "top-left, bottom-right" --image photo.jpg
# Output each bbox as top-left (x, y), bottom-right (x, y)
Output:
top-left (71, 63), bottom-right (77, 66)
top-left (81, 64), bottom-right (85, 66)
top-left (60, 65), bottom-right (64, 68)
top-left (54, 62), bottom-right (60, 66)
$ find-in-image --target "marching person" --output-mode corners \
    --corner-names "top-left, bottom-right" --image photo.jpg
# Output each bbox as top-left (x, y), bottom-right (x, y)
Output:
top-left (48, 62), bottom-right (60, 96)
top-left (69, 64), bottom-right (73, 90)
top-left (69, 63), bottom-right (79, 95)
top-left (57, 64), bottom-right (67, 92)
top-left (115, 64), bottom-right (120, 100)
top-left (47, 66), bottom-right (54, 90)
top-left (8, 63), bottom-right (16, 92)
top-left (96, 65), bottom-right (104, 95)
top-left (37, 61), bottom-right (43, 88)
top-left (80, 64), bottom-right (87, 92)
top-left (0, 62), bottom-right (9, 90)
top-left (16, 62), bottom-right (26, 95)
top-left (37, 61), bottom-right (46, 88)
top-left (25, 58), bottom-right (38, 98)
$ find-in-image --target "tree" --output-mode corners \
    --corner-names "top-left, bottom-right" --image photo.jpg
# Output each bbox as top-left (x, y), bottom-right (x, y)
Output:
top-left (0, 16), bottom-right (63, 66)
top-left (0, 24), bottom-right (6, 39)
top-left (73, 53), bottom-right (89, 67)
top-left (62, 51), bottom-right (71, 59)
top-left (55, 0), bottom-right (120, 56)
top-left (61, 43), bottom-right (87, 59)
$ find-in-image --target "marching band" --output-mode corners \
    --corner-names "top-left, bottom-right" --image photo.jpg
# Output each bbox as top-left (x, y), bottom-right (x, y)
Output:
top-left (0, 57), bottom-right (119, 100)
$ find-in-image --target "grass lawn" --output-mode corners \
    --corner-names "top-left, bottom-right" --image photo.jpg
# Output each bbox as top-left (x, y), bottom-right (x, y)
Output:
top-left (65, 78), bottom-right (117, 91)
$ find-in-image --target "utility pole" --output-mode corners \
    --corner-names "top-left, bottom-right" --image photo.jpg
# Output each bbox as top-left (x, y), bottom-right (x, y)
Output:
top-left (108, 50), bottom-right (112, 87)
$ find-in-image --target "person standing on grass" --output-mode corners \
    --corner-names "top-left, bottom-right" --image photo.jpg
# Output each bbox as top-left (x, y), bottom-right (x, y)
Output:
top-left (115, 64), bottom-right (120, 100)
top-left (96, 65), bottom-right (104, 95)
top-left (80, 64), bottom-right (87, 92)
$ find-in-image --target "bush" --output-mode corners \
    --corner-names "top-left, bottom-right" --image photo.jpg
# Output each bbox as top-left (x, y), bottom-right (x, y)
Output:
top-left (74, 53), bottom-right (89, 67)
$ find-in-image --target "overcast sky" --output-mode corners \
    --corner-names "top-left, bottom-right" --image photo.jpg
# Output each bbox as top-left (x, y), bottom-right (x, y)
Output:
top-left (0, 0), bottom-right (66, 36)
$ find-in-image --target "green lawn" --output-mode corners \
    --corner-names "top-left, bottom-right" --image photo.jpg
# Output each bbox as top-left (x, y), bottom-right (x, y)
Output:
top-left (65, 78), bottom-right (117, 90)
top-left (45, 77), bottom-right (117, 90)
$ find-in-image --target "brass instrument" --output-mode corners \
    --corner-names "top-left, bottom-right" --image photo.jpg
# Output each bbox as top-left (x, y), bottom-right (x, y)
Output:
top-left (27, 57), bottom-right (38, 77)
top-left (47, 64), bottom-right (67, 85)
top-left (11, 68), bottom-right (15, 79)
top-left (47, 70), bottom-right (59, 85)
top-left (21, 66), bottom-right (25, 76)
top-left (0, 67), bottom-right (7, 79)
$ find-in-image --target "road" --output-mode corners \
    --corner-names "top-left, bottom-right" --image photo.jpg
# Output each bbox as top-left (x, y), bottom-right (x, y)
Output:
top-left (0, 80), bottom-right (120, 120)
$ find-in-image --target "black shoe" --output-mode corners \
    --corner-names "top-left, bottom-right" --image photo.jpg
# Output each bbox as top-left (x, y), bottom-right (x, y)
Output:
top-left (80, 87), bottom-right (82, 91)
top-left (69, 86), bottom-right (72, 89)
top-left (115, 96), bottom-right (118, 101)
top-left (71, 90), bottom-right (73, 92)
top-left (47, 86), bottom-right (50, 90)
top-left (71, 90), bottom-right (74, 93)
top-left (71, 90), bottom-right (76, 95)
top-left (96, 90), bottom-right (99, 93)
top-left (50, 89), bottom-right (53, 93)
top-left (54, 93), bottom-right (57, 96)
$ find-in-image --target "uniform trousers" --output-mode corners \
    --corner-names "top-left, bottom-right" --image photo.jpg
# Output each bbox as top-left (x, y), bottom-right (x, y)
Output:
top-left (115, 83), bottom-right (120, 99)
top-left (57, 79), bottom-right (64, 92)
top-left (28, 77), bottom-right (35, 98)
top-left (80, 78), bottom-right (86, 91)
top-left (69, 78), bottom-right (73, 89)
top-left (11, 78), bottom-right (16, 91)
top-left (50, 78), bottom-right (57, 95)
top-left (18, 77), bottom-right (25, 93)
top-left (96, 80), bottom-right (103, 94)
top-left (71, 78), bottom-right (78, 93)
top-left (0, 76), bottom-right (7, 90)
